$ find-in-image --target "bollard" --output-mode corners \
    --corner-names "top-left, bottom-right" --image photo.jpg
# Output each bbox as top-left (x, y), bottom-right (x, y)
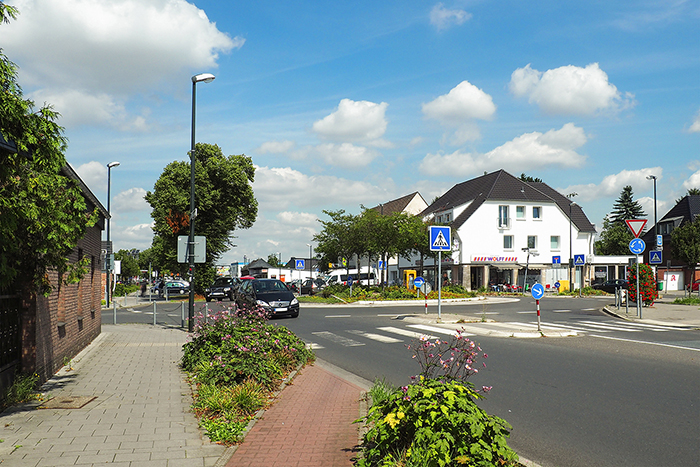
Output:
top-left (113, 299), bottom-right (117, 325)
top-left (153, 301), bottom-right (156, 326)
top-left (204, 303), bottom-right (209, 324)
top-left (181, 302), bottom-right (185, 329)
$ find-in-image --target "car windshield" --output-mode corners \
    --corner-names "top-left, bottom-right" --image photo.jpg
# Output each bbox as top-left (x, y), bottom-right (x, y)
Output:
top-left (213, 278), bottom-right (231, 286)
top-left (253, 280), bottom-right (288, 292)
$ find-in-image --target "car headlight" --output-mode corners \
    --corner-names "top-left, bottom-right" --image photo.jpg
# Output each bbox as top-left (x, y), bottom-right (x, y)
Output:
top-left (224, 287), bottom-right (231, 292)
top-left (291, 297), bottom-right (299, 306)
top-left (256, 299), bottom-right (270, 307)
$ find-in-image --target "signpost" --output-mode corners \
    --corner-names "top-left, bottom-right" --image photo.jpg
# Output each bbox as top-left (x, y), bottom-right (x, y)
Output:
top-left (414, 276), bottom-right (426, 310)
top-left (531, 283), bottom-right (545, 332)
top-left (429, 226), bottom-right (451, 322)
top-left (295, 259), bottom-right (305, 270)
top-left (629, 238), bottom-right (646, 319)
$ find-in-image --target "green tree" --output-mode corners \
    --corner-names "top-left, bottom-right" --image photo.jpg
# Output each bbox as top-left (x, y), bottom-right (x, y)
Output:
top-left (0, 5), bottom-right (97, 295)
top-left (594, 215), bottom-right (634, 255)
top-left (670, 216), bottom-right (700, 289)
top-left (115, 249), bottom-right (140, 283)
top-left (267, 254), bottom-right (281, 267)
top-left (314, 210), bottom-right (360, 276)
top-left (519, 173), bottom-right (542, 183)
top-left (144, 143), bottom-right (257, 292)
top-left (610, 185), bottom-right (645, 225)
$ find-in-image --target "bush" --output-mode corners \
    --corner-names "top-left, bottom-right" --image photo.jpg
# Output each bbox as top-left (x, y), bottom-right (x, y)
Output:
top-left (627, 263), bottom-right (658, 305)
top-left (1, 373), bottom-right (40, 410)
top-left (113, 283), bottom-right (139, 297)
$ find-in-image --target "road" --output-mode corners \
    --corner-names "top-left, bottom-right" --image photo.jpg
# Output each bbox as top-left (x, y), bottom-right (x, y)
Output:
top-left (107, 296), bottom-right (700, 467)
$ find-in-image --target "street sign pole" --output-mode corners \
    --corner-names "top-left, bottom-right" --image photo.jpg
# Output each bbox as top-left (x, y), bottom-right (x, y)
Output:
top-left (637, 255), bottom-right (641, 319)
top-left (536, 299), bottom-right (541, 333)
top-left (438, 251), bottom-right (442, 322)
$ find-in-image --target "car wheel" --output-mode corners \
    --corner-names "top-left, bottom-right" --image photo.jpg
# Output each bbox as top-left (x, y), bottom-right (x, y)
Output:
top-left (291, 310), bottom-right (299, 318)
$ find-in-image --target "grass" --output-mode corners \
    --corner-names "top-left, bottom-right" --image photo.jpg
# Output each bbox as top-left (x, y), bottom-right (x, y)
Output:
top-left (672, 296), bottom-right (700, 305)
top-left (1, 373), bottom-right (41, 411)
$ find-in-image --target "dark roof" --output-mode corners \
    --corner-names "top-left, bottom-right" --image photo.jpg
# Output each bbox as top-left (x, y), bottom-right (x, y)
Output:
top-left (370, 192), bottom-right (426, 215)
top-left (421, 169), bottom-right (596, 232)
top-left (247, 258), bottom-right (273, 269)
top-left (641, 195), bottom-right (700, 243)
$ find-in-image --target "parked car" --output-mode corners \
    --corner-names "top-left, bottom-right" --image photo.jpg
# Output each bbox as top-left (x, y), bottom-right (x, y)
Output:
top-left (287, 279), bottom-right (303, 294)
top-left (237, 278), bottom-right (299, 318)
top-left (205, 277), bottom-right (237, 302)
top-left (691, 280), bottom-right (700, 291)
top-left (592, 279), bottom-right (629, 294)
top-left (301, 278), bottom-right (327, 295)
top-left (159, 280), bottom-right (190, 298)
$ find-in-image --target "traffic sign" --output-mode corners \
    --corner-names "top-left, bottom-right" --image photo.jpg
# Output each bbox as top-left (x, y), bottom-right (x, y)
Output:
top-left (378, 260), bottom-right (386, 270)
top-left (656, 235), bottom-right (663, 247)
top-left (649, 250), bottom-right (662, 264)
top-left (430, 226), bottom-right (451, 251)
top-left (552, 255), bottom-right (561, 264)
top-left (295, 259), bottom-right (305, 270)
top-left (414, 276), bottom-right (425, 288)
top-left (554, 281), bottom-right (561, 289)
top-left (625, 219), bottom-right (647, 238)
top-left (574, 254), bottom-right (585, 266)
top-left (629, 238), bottom-right (646, 255)
top-left (531, 283), bottom-right (545, 300)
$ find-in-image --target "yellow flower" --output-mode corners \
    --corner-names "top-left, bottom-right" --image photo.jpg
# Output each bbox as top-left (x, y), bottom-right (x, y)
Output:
top-left (383, 412), bottom-right (400, 428)
top-left (397, 411), bottom-right (405, 420)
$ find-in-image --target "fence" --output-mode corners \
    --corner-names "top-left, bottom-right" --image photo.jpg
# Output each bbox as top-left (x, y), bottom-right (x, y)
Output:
top-left (0, 295), bottom-right (21, 391)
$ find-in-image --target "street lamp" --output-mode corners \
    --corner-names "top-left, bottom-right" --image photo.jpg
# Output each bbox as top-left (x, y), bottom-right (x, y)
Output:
top-left (307, 244), bottom-right (313, 281)
top-left (521, 247), bottom-right (538, 293)
top-left (188, 72), bottom-right (215, 332)
top-left (567, 193), bottom-right (578, 293)
top-left (106, 161), bottom-right (120, 305)
top-left (647, 174), bottom-right (658, 286)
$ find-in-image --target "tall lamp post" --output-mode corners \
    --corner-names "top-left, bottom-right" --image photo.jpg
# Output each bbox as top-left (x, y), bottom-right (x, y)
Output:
top-left (567, 193), bottom-right (578, 293)
top-left (188, 72), bottom-right (215, 332)
top-left (307, 244), bottom-right (313, 281)
top-left (647, 174), bottom-right (658, 283)
top-left (106, 161), bottom-right (120, 305)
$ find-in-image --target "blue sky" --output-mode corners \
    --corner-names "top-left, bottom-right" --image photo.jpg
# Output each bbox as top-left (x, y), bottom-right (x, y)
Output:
top-left (4, 0), bottom-right (699, 266)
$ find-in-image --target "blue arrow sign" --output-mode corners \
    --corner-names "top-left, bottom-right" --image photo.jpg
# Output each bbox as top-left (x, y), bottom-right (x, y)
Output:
top-left (414, 276), bottom-right (425, 288)
top-left (531, 283), bottom-right (545, 300)
top-left (295, 259), bottom-right (305, 270)
top-left (554, 281), bottom-right (561, 289)
top-left (649, 250), bottom-right (662, 264)
top-left (429, 226), bottom-right (451, 251)
top-left (574, 254), bottom-right (585, 266)
top-left (629, 238), bottom-right (646, 255)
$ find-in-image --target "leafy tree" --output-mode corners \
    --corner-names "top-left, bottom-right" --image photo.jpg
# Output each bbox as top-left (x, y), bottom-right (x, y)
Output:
top-left (145, 143), bottom-right (257, 292)
top-left (670, 216), bottom-right (700, 289)
top-left (267, 254), bottom-right (281, 267)
top-left (594, 215), bottom-right (634, 255)
top-left (675, 188), bottom-right (700, 204)
top-left (0, 5), bottom-right (97, 295)
top-left (114, 249), bottom-right (140, 283)
top-left (314, 210), bottom-right (360, 276)
top-left (610, 185), bottom-right (645, 225)
top-left (519, 173), bottom-right (542, 183)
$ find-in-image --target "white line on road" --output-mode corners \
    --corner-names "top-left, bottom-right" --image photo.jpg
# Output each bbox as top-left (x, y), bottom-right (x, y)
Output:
top-left (306, 343), bottom-right (324, 350)
top-left (517, 311), bottom-right (537, 314)
top-left (591, 334), bottom-right (700, 352)
top-left (407, 324), bottom-right (474, 337)
top-left (553, 309), bottom-right (571, 313)
top-left (377, 326), bottom-right (437, 340)
top-left (347, 330), bottom-right (403, 343)
top-left (311, 331), bottom-right (365, 347)
top-left (325, 315), bottom-right (352, 318)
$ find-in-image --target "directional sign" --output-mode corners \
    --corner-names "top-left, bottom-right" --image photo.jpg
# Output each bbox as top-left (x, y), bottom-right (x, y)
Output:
top-left (656, 235), bottom-right (663, 248)
top-left (625, 219), bottom-right (647, 238)
top-left (574, 254), bottom-right (585, 266)
top-left (649, 250), bottom-right (662, 264)
top-left (552, 255), bottom-right (561, 264)
top-left (531, 283), bottom-right (545, 300)
top-left (430, 226), bottom-right (451, 251)
top-left (414, 276), bottom-right (425, 288)
top-left (295, 259), bottom-right (305, 270)
top-left (554, 281), bottom-right (561, 289)
top-left (629, 238), bottom-right (646, 255)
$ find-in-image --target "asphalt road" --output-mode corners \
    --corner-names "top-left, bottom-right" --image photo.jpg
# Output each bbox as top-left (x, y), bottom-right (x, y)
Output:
top-left (105, 297), bottom-right (700, 466)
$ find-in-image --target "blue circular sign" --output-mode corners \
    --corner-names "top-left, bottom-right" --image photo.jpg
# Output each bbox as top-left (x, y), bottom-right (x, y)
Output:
top-left (414, 276), bottom-right (425, 288)
top-left (531, 283), bottom-right (545, 300)
top-left (346, 276), bottom-right (353, 284)
top-left (629, 238), bottom-right (646, 255)
top-left (554, 281), bottom-right (561, 289)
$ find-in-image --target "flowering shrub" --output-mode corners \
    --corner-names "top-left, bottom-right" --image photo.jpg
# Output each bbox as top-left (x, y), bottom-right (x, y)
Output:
top-left (182, 305), bottom-right (314, 389)
top-left (626, 263), bottom-right (658, 306)
top-left (356, 331), bottom-right (517, 466)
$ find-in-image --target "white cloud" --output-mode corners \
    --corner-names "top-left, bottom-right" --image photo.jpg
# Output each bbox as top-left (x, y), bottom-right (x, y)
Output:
top-left (683, 170), bottom-right (700, 190)
top-left (113, 187), bottom-right (149, 213)
top-left (419, 123), bottom-right (588, 176)
top-left (277, 211), bottom-right (318, 226)
top-left (430, 3), bottom-right (472, 30)
top-left (73, 161), bottom-right (107, 194)
top-left (509, 63), bottom-right (635, 116)
top-left (560, 167), bottom-right (663, 201)
top-left (256, 140), bottom-right (296, 154)
top-left (4, 0), bottom-right (240, 129)
top-left (312, 99), bottom-right (389, 143)
top-left (689, 109), bottom-right (700, 133)
top-left (423, 81), bottom-right (496, 124)
top-left (313, 143), bottom-right (380, 169)
top-left (114, 222), bottom-right (154, 251)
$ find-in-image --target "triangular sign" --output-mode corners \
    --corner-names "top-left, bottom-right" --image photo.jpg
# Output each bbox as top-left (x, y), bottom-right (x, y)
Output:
top-left (625, 219), bottom-right (647, 238)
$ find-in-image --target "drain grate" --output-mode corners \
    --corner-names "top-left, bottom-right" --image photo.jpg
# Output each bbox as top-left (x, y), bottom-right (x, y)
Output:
top-left (40, 395), bottom-right (96, 409)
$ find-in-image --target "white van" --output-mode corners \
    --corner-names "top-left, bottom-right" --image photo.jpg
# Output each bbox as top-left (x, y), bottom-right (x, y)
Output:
top-left (326, 267), bottom-right (379, 286)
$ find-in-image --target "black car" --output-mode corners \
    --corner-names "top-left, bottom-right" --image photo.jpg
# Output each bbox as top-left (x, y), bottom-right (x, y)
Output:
top-left (237, 278), bottom-right (299, 318)
top-left (159, 280), bottom-right (190, 298)
top-left (592, 279), bottom-right (629, 294)
top-left (300, 278), bottom-right (326, 295)
top-left (205, 277), bottom-right (238, 302)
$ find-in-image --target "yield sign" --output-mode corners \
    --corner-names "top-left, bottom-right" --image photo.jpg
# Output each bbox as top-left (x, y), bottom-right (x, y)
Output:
top-left (625, 219), bottom-right (647, 238)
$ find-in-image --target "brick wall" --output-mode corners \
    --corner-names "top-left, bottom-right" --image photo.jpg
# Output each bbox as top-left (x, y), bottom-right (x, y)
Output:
top-left (22, 224), bottom-right (103, 383)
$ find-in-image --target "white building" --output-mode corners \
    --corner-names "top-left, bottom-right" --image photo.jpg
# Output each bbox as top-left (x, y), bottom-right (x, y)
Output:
top-left (420, 170), bottom-right (597, 291)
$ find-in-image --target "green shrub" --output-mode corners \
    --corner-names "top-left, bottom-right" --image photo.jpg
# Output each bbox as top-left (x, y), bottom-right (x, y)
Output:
top-left (1, 373), bottom-right (40, 410)
top-left (357, 378), bottom-right (518, 467)
top-left (113, 283), bottom-right (139, 297)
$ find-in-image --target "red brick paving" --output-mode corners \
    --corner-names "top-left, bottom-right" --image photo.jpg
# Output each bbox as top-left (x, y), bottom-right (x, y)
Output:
top-left (225, 364), bottom-right (364, 467)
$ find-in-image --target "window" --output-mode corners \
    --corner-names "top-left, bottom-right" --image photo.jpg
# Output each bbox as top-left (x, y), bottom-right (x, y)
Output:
top-left (503, 235), bottom-right (513, 249)
top-left (498, 205), bottom-right (509, 228)
top-left (516, 206), bottom-right (525, 219)
top-left (550, 236), bottom-right (560, 250)
top-left (527, 235), bottom-right (537, 250)
top-left (533, 206), bottom-right (542, 219)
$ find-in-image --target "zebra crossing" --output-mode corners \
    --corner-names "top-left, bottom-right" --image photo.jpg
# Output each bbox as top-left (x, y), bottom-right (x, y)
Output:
top-left (305, 319), bottom-right (687, 350)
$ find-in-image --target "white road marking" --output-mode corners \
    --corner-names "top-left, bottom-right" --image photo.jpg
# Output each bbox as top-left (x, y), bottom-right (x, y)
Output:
top-left (311, 331), bottom-right (364, 347)
top-left (553, 309), bottom-right (571, 313)
top-left (579, 320), bottom-right (675, 332)
top-left (406, 324), bottom-right (474, 337)
top-left (591, 334), bottom-right (700, 352)
top-left (377, 326), bottom-right (438, 340)
top-left (517, 311), bottom-right (537, 314)
top-left (347, 330), bottom-right (403, 343)
top-left (306, 343), bottom-right (324, 350)
top-left (325, 315), bottom-right (352, 318)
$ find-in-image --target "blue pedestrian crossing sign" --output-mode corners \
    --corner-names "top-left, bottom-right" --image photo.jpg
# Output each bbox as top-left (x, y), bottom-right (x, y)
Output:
top-left (574, 254), bottom-right (585, 266)
top-left (295, 259), bottom-right (305, 270)
top-left (430, 226), bottom-right (451, 251)
top-left (649, 250), bottom-right (662, 264)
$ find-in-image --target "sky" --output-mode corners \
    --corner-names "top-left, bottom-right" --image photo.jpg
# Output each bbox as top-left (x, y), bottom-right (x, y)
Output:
top-left (3, 0), bottom-right (699, 266)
